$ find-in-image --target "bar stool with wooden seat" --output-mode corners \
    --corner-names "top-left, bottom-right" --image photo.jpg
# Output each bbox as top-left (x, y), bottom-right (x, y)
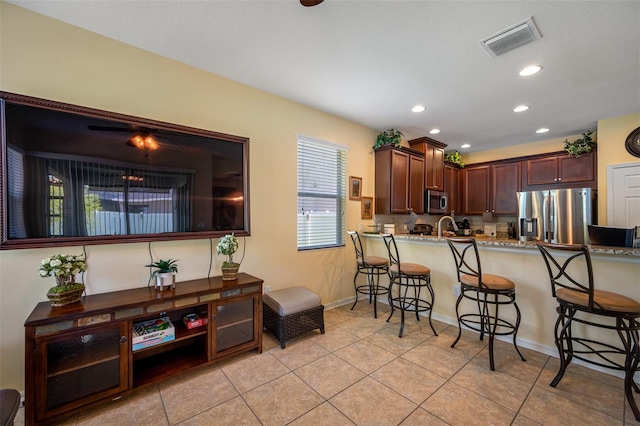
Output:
top-left (536, 241), bottom-right (640, 421)
top-left (381, 233), bottom-right (437, 338)
top-left (347, 230), bottom-right (389, 318)
top-left (446, 237), bottom-right (526, 371)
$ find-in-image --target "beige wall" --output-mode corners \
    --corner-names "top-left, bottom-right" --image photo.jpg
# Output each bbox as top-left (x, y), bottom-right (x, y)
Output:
top-left (0, 3), bottom-right (376, 390)
top-left (595, 113), bottom-right (640, 223)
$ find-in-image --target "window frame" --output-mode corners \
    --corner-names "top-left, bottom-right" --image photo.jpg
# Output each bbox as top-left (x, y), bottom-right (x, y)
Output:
top-left (296, 135), bottom-right (348, 251)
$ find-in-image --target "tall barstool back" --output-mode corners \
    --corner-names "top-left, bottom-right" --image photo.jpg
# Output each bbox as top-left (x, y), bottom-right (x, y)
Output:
top-left (446, 237), bottom-right (526, 371)
top-left (347, 230), bottom-right (389, 318)
top-left (381, 233), bottom-right (437, 337)
top-left (536, 241), bottom-right (640, 421)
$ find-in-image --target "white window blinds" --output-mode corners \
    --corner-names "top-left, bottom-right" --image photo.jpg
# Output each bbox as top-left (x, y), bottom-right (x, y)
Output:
top-left (297, 135), bottom-right (347, 250)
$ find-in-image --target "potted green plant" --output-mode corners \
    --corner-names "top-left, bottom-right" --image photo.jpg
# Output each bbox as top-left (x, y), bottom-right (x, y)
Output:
top-left (563, 131), bottom-right (596, 157)
top-left (445, 151), bottom-right (465, 168)
top-left (39, 254), bottom-right (88, 306)
top-left (217, 233), bottom-right (240, 280)
top-left (146, 259), bottom-right (178, 291)
top-left (373, 129), bottom-right (404, 150)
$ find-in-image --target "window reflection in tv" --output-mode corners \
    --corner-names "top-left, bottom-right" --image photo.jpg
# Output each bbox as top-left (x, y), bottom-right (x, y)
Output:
top-left (1, 92), bottom-right (250, 249)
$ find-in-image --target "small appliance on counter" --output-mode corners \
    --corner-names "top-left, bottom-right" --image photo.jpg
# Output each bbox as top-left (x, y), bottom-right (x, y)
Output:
top-left (410, 223), bottom-right (433, 235)
top-left (461, 218), bottom-right (472, 236)
top-left (588, 225), bottom-right (636, 247)
top-left (364, 224), bottom-right (382, 234)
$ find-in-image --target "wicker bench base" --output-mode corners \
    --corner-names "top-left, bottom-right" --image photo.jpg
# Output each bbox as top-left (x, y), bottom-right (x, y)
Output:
top-left (263, 303), bottom-right (325, 349)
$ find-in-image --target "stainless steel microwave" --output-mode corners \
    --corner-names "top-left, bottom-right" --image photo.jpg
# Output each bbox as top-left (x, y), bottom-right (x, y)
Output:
top-left (425, 190), bottom-right (448, 214)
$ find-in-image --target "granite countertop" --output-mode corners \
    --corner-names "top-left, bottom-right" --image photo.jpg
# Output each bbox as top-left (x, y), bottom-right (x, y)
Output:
top-left (363, 232), bottom-right (639, 257)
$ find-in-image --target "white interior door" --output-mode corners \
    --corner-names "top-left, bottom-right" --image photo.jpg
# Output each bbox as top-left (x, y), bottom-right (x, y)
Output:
top-left (607, 162), bottom-right (640, 228)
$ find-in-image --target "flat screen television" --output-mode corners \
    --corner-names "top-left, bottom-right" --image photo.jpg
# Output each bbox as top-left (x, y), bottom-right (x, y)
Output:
top-left (0, 92), bottom-right (250, 249)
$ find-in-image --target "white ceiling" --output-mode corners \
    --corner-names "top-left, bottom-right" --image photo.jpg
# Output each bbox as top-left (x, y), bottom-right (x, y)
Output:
top-left (7, 0), bottom-right (640, 153)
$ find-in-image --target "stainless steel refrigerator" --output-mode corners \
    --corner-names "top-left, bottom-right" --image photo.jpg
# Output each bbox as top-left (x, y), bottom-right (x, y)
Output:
top-left (517, 188), bottom-right (596, 244)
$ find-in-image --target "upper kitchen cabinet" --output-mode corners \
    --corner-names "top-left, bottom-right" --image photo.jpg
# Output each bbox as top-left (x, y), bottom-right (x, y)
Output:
top-left (409, 137), bottom-right (447, 191)
top-left (444, 163), bottom-right (461, 215)
top-left (524, 151), bottom-right (596, 189)
top-left (375, 145), bottom-right (425, 214)
top-left (462, 165), bottom-right (490, 215)
top-left (491, 161), bottom-right (521, 214)
top-left (462, 161), bottom-right (521, 215)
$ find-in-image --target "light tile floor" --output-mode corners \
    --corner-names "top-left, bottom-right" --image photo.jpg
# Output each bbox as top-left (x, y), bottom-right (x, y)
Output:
top-left (14, 302), bottom-right (639, 425)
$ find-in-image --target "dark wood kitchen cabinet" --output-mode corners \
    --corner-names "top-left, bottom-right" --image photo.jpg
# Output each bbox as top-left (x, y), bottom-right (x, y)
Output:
top-left (462, 165), bottom-right (490, 215)
top-left (491, 161), bottom-right (521, 214)
top-left (375, 145), bottom-right (425, 214)
top-left (525, 151), bottom-right (596, 188)
top-left (409, 137), bottom-right (447, 191)
top-left (24, 274), bottom-right (263, 425)
top-left (444, 163), bottom-right (461, 214)
top-left (462, 161), bottom-right (521, 215)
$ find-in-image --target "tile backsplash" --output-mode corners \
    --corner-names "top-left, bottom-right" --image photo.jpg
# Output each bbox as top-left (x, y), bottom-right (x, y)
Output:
top-left (373, 213), bottom-right (518, 239)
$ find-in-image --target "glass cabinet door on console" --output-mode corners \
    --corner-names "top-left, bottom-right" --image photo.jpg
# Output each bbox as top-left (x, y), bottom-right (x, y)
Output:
top-left (213, 293), bottom-right (260, 356)
top-left (34, 322), bottom-right (128, 422)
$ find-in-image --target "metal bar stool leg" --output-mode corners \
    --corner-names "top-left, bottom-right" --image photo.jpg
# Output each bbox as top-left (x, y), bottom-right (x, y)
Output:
top-left (350, 269), bottom-right (360, 311)
top-left (551, 308), bottom-right (573, 387)
top-left (450, 291), bottom-right (464, 348)
top-left (623, 319), bottom-right (640, 420)
top-left (512, 300), bottom-right (526, 362)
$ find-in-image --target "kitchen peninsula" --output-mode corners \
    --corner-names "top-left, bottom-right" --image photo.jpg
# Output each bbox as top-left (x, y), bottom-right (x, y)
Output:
top-left (362, 233), bottom-right (639, 361)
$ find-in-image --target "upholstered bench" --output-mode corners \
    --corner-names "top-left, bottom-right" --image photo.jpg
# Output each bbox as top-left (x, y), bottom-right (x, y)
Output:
top-left (1, 389), bottom-right (20, 426)
top-left (263, 286), bottom-right (325, 349)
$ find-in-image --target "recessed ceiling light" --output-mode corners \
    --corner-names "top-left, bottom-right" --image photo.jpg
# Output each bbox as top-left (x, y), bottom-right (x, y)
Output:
top-left (536, 128), bottom-right (550, 134)
top-left (461, 144), bottom-right (471, 149)
top-left (519, 65), bottom-right (542, 76)
top-left (429, 128), bottom-right (440, 134)
top-left (513, 105), bottom-right (530, 112)
top-left (412, 105), bottom-right (426, 113)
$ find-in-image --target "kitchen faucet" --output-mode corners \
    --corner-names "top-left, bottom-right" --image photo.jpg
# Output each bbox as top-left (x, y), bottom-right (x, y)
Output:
top-left (437, 215), bottom-right (458, 238)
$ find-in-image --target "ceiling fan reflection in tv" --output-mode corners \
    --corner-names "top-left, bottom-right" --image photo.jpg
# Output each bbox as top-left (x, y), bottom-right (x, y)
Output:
top-left (88, 124), bottom-right (166, 151)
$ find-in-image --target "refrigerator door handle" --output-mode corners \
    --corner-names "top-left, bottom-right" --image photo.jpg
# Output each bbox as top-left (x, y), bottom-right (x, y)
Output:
top-left (548, 195), bottom-right (555, 241)
top-left (543, 194), bottom-right (550, 241)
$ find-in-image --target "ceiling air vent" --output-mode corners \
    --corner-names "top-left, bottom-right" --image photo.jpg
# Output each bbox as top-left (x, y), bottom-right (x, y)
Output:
top-left (479, 17), bottom-right (541, 58)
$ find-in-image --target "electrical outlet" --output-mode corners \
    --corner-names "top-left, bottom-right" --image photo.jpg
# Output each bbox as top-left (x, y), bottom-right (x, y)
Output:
top-left (452, 285), bottom-right (460, 297)
top-left (265, 286), bottom-right (271, 293)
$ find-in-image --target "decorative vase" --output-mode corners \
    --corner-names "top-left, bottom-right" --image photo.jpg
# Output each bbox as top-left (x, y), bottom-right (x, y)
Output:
top-left (221, 265), bottom-right (240, 281)
top-left (155, 272), bottom-right (176, 291)
top-left (47, 281), bottom-right (85, 307)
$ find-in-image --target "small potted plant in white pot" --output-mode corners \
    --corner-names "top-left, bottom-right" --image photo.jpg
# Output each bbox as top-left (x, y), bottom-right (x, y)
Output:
top-left (146, 259), bottom-right (178, 291)
top-left (217, 233), bottom-right (240, 280)
top-left (39, 254), bottom-right (88, 306)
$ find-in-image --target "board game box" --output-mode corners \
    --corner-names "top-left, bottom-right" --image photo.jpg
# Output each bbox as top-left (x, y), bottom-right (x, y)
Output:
top-left (132, 316), bottom-right (175, 351)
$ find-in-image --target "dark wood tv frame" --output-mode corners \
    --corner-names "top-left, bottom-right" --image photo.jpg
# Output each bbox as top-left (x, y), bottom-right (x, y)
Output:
top-left (0, 92), bottom-right (251, 249)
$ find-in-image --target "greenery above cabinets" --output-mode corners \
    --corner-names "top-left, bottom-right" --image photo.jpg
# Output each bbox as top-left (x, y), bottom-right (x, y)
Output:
top-left (374, 129), bottom-right (404, 150)
top-left (563, 131), bottom-right (596, 157)
top-left (445, 151), bottom-right (465, 168)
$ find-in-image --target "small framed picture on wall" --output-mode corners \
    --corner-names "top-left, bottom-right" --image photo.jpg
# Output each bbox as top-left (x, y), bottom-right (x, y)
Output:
top-left (349, 176), bottom-right (362, 200)
top-left (361, 196), bottom-right (373, 219)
